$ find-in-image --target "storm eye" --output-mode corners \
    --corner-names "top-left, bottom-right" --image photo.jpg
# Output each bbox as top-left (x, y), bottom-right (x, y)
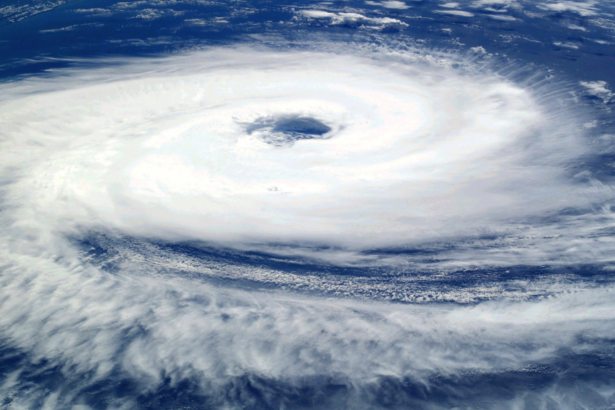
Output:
top-left (243, 115), bottom-right (332, 147)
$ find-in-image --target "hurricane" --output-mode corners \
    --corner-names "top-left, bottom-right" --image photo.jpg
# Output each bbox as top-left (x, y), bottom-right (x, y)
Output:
top-left (1, 0), bottom-right (615, 408)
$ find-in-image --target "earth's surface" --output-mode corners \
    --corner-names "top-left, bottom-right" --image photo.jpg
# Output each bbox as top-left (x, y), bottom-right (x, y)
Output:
top-left (1, 0), bottom-right (615, 408)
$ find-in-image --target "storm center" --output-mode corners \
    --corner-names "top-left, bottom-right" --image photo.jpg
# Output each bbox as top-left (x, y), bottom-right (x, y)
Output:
top-left (243, 115), bottom-right (332, 147)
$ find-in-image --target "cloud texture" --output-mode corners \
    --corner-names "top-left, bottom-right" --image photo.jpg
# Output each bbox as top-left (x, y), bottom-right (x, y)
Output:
top-left (1, 44), bottom-right (614, 408)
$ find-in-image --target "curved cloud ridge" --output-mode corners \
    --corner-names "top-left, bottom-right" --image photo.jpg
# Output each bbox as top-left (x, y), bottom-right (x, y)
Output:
top-left (1, 251), bottom-right (615, 408)
top-left (0, 47), bottom-right (596, 254)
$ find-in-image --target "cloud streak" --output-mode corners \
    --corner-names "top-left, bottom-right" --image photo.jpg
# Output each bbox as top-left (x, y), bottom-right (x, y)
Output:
top-left (1, 243), bottom-right (615, 408)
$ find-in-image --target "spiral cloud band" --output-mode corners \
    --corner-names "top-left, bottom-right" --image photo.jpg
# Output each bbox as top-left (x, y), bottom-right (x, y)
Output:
top-left (1, 44), bottom-right (615, 408)
top-left (1, 47), bottom-right (604, 259)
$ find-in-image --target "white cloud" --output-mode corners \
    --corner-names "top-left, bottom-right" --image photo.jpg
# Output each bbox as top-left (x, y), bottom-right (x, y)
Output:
top-left (566, 23), bottom-right (586, 30)
top-left (300, 10), bottom-right (409, 28)
top-left (301, 9), bottom-right (336, 18)
top-left (434, 9), bottom-right (475, 16)
top-left (73, 8), bottom-right (112, 13)
top-left (184, 17), bottom-right (208, 25)
top-left (486, 13), bottom-right (517, 20)
top-left (580, 80), bottom-right (613, 103)
top-left (0, 46), bottom-right (604, 267)
top-left (470, 0), bottom-right (519, 10)
top-left (537, 0), bottom-right (598, 16)
top-left (0, 0), bottom-right (75, 23)
top-left (0, 44), bottom-right (613, 408)
top-left (131, 8), bottom-right (184, 19)
top-left (554, 41), bottom-right (580, 48)
top-left (0, 244), bottom-right (614, 406)
top-left (365, 0), bottom-right (411, 9)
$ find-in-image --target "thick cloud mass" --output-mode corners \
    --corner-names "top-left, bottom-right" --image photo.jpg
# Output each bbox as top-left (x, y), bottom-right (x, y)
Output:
top-left (1, 45), bottom-right (615, 409)
top-left (0, 47), bottom-right (605, 259)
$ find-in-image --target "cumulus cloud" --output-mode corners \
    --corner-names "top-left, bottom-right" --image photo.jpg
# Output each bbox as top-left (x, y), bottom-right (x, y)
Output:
top-left (537, 0), bottom-right (598, 16)
top-left (365, 0), bottom-right (411, 9)
top-left (299, 10), bottom-right (409, 29)
top-left (580, 80), bottom-right (614, 103)
top-left (470, 0), bottom-right (520, 11)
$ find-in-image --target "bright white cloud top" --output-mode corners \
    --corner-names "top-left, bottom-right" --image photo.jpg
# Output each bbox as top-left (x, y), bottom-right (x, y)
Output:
top-left (1, 44), bottom-right (615, 409)
top-left (1, 47), bottom-right (608, 265)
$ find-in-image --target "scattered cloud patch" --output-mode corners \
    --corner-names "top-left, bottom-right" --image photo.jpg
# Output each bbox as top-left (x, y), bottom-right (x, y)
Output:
top-left (553, 41), bottom-right (580, 48)
top-left (580, 80), bottom-right (613, 103)
top-left (435, 9), bottom-right (475, 16)
top-left (365, 0), bottom-right (411, 9)
top-left (537, 1), bottom-right (598, 16)
top-left (523, 10), bottom-right (546, 17)
top-left (39, 23), bottom-right (104, 33)
top-left (40, 25), bottom-right (77, 33)
top-left (587, 18), bottom-right (615, 30)
top-left (487, 13), bottom-right (517, 20)
top-left (299, 10), bottom-right (409, 29)
top-left (566, 23), bottom-right (586, 30)
top-left (184, 18), bottom-right (208, 25)
top-left (131, 8), bottom-right (184, 19)
top-left (0, 0), bottom-right (77, 23)
top-left (301, 10), bottom-right (336, 18)
top-left (470, 0), bottom-right (520, 11)
top-left (73, 0), bottom-right (217, 19)
top-left (74, 8), bottom-right (112, 14)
